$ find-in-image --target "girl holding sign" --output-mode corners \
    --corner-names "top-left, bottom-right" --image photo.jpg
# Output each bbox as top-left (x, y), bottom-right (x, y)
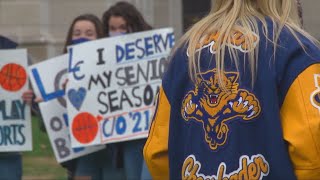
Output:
top-left (102, 2), bottom-right (152, 180)
top-left (61, 14), bottom-right (122, 180)
top-left (0, 35), bottom-right (38, 180)
top-left (0, 35), bottom-right (24, 180)
top-left (144, 0), bottom-right (320, 179)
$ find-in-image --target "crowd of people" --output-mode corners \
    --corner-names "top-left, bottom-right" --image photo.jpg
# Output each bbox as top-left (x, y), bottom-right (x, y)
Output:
top-left (1, 0), bottom-right (320, 179)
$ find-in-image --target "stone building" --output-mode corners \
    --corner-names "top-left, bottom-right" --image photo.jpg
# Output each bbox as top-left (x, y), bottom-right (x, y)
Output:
top-left (0, 0), bottom-right (318, 63)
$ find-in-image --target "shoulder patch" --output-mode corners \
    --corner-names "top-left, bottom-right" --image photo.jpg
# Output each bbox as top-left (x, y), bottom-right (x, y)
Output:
top-left (310, 74), bottom-right (320, 111)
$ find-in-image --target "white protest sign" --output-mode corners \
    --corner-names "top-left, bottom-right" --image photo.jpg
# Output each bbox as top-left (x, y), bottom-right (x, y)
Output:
top-left (29, 55), bottom-right (105, 162)
top-left (29, 54), bottom-right (68, 103)
top-left (39, 101), bottom-right (105, 163)
top-left (0, 49), bottom-right (32, 151)
top-left (67, 28), bottom-right (175, 147)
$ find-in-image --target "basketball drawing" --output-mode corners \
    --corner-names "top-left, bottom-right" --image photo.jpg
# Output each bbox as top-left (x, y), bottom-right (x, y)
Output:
top-left (72, 112), bottom-right (99, 144)
top-left (0, 63), bottom-right (27, 92)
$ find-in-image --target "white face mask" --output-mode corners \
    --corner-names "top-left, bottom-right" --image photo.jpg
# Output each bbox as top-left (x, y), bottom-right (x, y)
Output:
top-left (109, 31), bottom-right (126, 37)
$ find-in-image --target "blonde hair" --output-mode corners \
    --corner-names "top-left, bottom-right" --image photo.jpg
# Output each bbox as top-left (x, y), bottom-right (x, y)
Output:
top-left (176, 0), bottom-right (318, 88)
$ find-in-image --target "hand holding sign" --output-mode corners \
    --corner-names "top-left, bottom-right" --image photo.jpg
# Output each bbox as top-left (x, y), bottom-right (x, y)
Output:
top-left (21, 89), bottom-right (35, 105)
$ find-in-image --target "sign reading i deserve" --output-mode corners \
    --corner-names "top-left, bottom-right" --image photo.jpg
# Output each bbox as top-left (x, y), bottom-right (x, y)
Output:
top-left (67, 28), bottom-right (174, 147)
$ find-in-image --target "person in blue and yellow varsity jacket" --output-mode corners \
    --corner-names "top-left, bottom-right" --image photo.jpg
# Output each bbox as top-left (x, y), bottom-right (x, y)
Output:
top-left (144, 0), bottom-right (320, 179)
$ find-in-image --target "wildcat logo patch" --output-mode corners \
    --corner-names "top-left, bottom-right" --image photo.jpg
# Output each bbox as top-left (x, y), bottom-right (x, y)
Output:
top-left (181, 69), bottom-right (261, 151)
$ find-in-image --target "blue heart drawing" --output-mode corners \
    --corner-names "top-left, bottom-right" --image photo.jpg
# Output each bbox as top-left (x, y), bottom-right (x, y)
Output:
top-left (68, 87), bottom-right (86, 111)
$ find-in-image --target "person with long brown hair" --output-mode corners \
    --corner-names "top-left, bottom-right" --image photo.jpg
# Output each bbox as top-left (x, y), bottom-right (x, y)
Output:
top-left (47, 14), bottom-right (122, 180)
top-left (144, 0), bottom-right (320, 179)
top-left (63, 14), bottom-right (104, 53)
top-left (102, 1), bottom-right (152, 37)
top-left (101, 2), bottom-right (152, 180)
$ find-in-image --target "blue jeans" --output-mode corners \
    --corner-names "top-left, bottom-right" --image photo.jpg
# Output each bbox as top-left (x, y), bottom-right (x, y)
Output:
top-left (75, 147), bottom-right (124, 180)
top-left (0, 153), bottom-right (22, 180)
top-left (121, 139), bottom-right (146, 180)
top-left (141, 160), bottom-right (152, 180)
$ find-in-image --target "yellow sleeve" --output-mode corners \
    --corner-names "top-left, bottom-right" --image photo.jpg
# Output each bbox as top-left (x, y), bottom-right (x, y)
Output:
top-left (280, 64), bottom-right (320, 179)
top-left (143, 86), bottom-right (170, 180)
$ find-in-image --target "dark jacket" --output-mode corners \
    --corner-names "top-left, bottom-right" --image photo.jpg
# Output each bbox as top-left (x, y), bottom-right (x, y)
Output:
top-left (144, 19), bottom-right (320, 179)
top-left (0, 36), bottom-right (18, 49)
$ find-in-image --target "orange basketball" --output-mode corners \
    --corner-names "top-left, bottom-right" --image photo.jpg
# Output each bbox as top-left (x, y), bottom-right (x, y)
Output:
top-left (0, 63), bottom-right (27, 92)
top-left (72, 112), bottom-right (99, 144)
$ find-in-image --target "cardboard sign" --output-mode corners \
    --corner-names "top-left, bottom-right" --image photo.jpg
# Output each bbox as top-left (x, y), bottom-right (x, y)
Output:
top-left (29, 54), bottom-right (68, 103)
top-left (0, 49), bottom-right (32, 151)
top-left (39, 101), bottom-right (105, 163)
top-left (67, 28), bottom-right (175, 147)
top-left (29, 55), bottom-right (105, 162)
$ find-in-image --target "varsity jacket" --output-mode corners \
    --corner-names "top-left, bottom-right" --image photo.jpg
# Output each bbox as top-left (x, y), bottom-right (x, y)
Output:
top-left (144, 19), bottom-right (320, 180)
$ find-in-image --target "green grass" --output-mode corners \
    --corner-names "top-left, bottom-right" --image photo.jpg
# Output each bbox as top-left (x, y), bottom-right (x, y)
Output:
top-left (22, 116), bottom-right (67, 180)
